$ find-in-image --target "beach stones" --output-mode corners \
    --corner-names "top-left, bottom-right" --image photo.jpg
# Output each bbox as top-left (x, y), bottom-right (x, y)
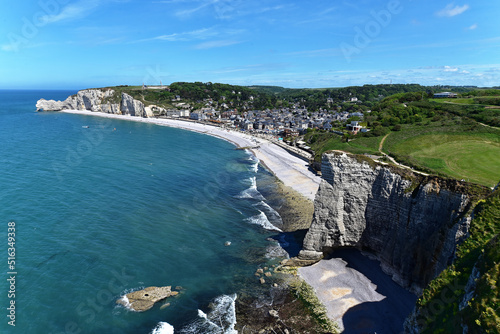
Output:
top-left (117, 286), bottom-right (178, 312)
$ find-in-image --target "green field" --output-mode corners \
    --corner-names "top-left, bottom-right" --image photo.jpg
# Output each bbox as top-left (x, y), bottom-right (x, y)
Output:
top-left (388, 133), bottom-right (500, 187)
top-left (429, 98), bottom-right (475, 104)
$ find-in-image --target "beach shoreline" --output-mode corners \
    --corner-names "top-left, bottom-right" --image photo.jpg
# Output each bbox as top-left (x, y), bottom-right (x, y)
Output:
top-left (58, 110), bottom-right (321, 201)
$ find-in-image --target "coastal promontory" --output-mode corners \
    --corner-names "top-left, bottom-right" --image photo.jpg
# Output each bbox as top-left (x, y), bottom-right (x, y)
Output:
top-left (297, 152), bottom-right (488, 293)
top-left (36, 89), bottom-right (152, 118)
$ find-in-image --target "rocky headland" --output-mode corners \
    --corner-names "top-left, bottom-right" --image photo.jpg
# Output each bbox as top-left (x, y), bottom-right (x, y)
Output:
top-left (36, 89), bottom-right (153, 118)
top-left (295, 151), bottom-right (488, 294)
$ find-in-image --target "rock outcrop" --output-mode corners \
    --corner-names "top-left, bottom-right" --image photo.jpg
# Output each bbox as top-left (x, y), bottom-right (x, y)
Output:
top-left (36, 89), bottom-right (150, 118)
top-left (298, 152), bottom-right (476, 293)
top-left (116, 286), bottom-right (178, 312)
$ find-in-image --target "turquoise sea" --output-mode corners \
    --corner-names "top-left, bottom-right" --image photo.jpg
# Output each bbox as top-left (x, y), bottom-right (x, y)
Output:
top-left (0, 90), bottom-right (287, 333)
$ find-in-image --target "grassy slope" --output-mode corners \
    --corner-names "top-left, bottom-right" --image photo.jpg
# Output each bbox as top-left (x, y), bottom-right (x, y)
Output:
top-left (429, 98), bottom-right (477, 105)
top-left (304, 132), bottom-right (382, 160)
top-left (415, 189), bottom-right (500, 333)
top-left (382, 122), bottom-right (500, 187)
top-left (388, 133), bottom-right (500, 187)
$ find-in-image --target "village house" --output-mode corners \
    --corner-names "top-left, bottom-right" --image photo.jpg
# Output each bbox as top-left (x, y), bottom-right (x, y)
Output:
top-left (434, 92), bottom-right (458, 98)
top-left (346, 121), bottom-right (363, 134)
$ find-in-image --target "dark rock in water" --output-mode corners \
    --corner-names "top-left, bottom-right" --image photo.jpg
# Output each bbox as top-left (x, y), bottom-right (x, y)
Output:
top-left (117, 286), bottom-right (178, 312)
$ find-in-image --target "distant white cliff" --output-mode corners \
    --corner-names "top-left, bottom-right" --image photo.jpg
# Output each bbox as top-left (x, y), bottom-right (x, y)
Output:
top-left (36, 89), bottom-right (152, 118)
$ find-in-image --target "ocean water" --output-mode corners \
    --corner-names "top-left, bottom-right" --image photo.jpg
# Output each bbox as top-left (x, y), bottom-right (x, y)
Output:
top-left (0, 90), bottom-right (286, 333)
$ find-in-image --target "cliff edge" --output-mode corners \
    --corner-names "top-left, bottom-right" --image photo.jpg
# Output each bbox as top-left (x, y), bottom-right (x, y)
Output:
top-left (36, 89), bottom-right (152, 118)
top-left (297, 151), bottom-right (487, 293)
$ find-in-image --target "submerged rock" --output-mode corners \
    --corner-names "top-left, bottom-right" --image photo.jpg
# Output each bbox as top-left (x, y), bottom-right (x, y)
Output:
top-left (117, 286), bottom-right (178, 312)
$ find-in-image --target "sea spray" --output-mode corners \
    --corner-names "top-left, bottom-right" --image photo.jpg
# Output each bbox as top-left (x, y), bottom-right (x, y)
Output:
top-left (179, 294), bottom-right (237, 334)
top-left (248, 155), bottom-right (259, 173)
top-left (150, 322), bottom-right (175, 334)
top-left (253, 200), bottom-right (283, 229)
top-left (235, 176), bottom-right (265, 201)
top-left (246, 211), bottom-right (282, 232)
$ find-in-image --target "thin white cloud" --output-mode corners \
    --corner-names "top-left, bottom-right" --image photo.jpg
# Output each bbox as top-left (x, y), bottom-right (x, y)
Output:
top-left (203, 63), bottom-right (290, 75)
top-left (285, 47), bottom-right (342, 58)
top-left (468, 23), bottom-right (478, 30)
top-left (443, 66), bottom-right (459, 72)
top-left (1, 41), bottom-right (56, 52)
top-left (132, 28), bottom-right (217, 43)
top-left (40, 0), bottom-right (102, 24)
top-left (436, 4), bottom-right (470, 17)
top-left (194, 39), bottom-right (241, 49)
top-left (175, 0), bottom-right (215, 17)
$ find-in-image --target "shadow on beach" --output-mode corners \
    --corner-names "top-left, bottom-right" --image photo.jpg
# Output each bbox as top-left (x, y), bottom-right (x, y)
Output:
top-left (326, 249), bottom-right (417, 334)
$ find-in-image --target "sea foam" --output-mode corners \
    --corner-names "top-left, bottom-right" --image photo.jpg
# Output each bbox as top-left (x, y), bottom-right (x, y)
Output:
top-left (248, 155), bottom-right (259, 173)
top-left (253, 201), bottom-right (283, 229)
top-left (150, 322), bottom-right (175, 334)
top-left (235, 176), bottom-right (265, 201)
top-left (179, 294), bottom-right (237, 334)
top-left (246, 211), bottom-right (282, 232)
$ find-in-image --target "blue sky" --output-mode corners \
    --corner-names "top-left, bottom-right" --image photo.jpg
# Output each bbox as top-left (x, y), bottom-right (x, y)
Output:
top-left (1, 0), bottom-right (499, 89)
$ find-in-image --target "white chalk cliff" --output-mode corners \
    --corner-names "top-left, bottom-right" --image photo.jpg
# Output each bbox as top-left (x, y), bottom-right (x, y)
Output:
top-left (299, 152), bottom-right (475, 293)
top-left (36, 89), bottom-right (152, 118)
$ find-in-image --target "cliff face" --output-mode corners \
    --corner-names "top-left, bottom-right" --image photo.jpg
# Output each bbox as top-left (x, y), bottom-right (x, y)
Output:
top-left (36, 89), bottom-right (152, 118)
top-left (299, 152), bottom-right (473, 293)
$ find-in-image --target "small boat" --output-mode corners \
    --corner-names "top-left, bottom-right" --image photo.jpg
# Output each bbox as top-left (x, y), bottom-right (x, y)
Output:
top-left (82, 125), bottom-right (89, 128)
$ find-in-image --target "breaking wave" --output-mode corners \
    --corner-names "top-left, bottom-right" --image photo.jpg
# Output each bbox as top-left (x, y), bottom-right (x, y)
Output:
top-left (178, 294), bottom-right (237, 334)
top-left (246, 211), bottom-right (282, 232)
top-left (116, 286), bottom-right (145, 312)
top-left (248, 155), bottom-right (259, 173)
top-left (253, 201), bottom-right (283, 229)
top-left (235, 176), bottom-right (265, 201)
top-left (150, 322), bottom-right (175, 334)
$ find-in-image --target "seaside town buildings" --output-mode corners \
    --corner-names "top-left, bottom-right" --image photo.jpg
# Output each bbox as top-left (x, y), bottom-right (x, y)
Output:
top-left (159, 99), bottom-right (368, 138)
